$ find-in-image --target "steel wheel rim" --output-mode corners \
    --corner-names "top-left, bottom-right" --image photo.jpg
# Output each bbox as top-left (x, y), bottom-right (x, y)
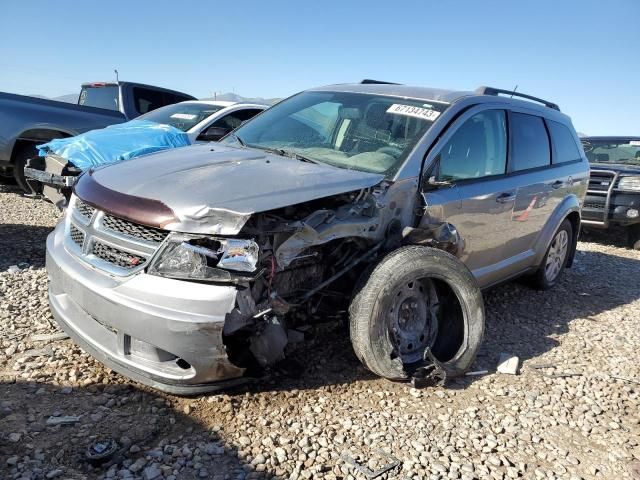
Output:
top-left (545, 229), bottom-right (569, 282)
top-left (388, 278), bottom-right (439, 364)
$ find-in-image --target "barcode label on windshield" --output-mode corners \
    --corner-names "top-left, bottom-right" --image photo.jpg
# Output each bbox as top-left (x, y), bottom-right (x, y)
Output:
top-left (386, 104), bottom-right (441, 121)
top-left (170, 113), bottom-right (198, 120)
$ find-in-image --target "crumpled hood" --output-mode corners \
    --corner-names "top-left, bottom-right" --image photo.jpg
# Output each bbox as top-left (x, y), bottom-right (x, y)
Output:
top-left (81, 144), bottom-right (385, 234)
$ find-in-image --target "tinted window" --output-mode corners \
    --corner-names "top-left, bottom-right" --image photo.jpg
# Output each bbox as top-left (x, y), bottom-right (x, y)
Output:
top-left (78, 86), bottom-right (119, 111)
top-left (438, 110), bottom-right (507, 181)
top-left (547, 120), bottom-right (581, 164)
top-left (211, 109), bottom-right (262, 131)
top-left (133, 88), bottom-right (166, 114)
top-left (510, 113), bottom-right (551, 171)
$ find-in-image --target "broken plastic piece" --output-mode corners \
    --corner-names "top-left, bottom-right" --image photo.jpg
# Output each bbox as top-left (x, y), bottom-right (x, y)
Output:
top-left (341, 449), bottom-right (401, 479)
top-left (85, 438), bottom-right (119, 466)
top-left (411, 347), bottom-right (447, 388)
top-left (46, 415), bottom-right (81, 426)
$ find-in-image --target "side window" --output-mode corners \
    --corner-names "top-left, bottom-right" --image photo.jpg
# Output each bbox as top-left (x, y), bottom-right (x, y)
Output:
top-left (547, 120), bottom-right (581, 164)
top-left (133, 88), bottom-right (164, 115)
top-left (438, 110), bottom-right (507, 181)
top-left (510, 113), bottom-right (551, 171)
top-left (211, 109), bottom-right (263, 131)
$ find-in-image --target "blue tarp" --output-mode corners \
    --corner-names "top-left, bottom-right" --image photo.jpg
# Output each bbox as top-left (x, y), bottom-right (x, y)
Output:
top-left (37, 120), bottom-right (191, 171)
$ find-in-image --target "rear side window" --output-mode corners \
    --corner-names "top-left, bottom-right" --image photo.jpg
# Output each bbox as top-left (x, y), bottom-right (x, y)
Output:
top-left (437, 110), bottom-right (507, 181)
top-left (133, 88), bottom-right (165, 114)
top-left (510, 113), bottom-right (551, 171)
top-left (547, 120), bottom-right (581, 164)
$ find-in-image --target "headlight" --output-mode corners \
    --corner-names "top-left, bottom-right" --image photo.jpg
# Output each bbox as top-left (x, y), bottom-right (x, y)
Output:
top-left (148, 234), bottom-right (259, 281)
top-left (618, 176), bottom-right (640, 192)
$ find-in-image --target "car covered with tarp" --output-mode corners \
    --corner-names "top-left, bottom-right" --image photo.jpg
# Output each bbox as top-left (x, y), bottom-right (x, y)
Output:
top-left (24, 101), bottom-right (267, 208)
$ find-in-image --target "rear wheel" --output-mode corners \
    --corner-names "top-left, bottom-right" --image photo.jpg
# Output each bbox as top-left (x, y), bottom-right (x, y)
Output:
top-left (12, 145), bottom-right (42, 193)
top-left (532, 219), bottom-right (573, 290)
top-left (628, 224), bottom-right (640, 250)
top-left (349, 246), bottom-right (485, 380)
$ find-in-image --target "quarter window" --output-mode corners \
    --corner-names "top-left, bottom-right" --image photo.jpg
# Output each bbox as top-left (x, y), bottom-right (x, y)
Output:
top-left (547, 120), bottom-right (581, 164)
top-left (437, 110), bottom-right (507, 181)
top-left (510, 113), bottom-right (551, 171)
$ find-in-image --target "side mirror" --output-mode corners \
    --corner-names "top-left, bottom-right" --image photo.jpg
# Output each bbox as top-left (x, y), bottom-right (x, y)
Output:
top-left (197, 126), bottom-right (231, 142)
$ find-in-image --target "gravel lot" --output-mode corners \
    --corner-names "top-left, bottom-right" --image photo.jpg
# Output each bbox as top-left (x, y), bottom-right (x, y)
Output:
top-left (1, 185), bottom-right (639, 480)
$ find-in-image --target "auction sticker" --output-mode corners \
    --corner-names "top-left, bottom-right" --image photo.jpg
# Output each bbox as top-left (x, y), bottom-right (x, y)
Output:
top-left (629, 140), bottom-right (640, 146)
top-left (170, 113), bottom-right (198, 120)
top-left (387, 104), bottom-right (441, 121)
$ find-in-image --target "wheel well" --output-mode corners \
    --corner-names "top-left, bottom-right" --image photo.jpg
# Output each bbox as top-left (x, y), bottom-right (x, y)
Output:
top-left (565, 211), bottom-right (580, 267)
top-left (10, 129), bottom-right (72, 164)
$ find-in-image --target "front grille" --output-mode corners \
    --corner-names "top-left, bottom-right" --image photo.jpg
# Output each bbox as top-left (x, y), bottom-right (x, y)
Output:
top-left (67, 195), bottom-right (164, 275)
top-left (583, 202), bottom-right (605, 210)
top-left (588, 172), bottom-right (616, 192)
top-left (92, 242), bottom-right (146, 269)
top-left (70, 224), bottom-right (85, 247)
top-left (76, 199), bottom-right (96, 220)
top-left (102, 214), bottom-right (168, 243)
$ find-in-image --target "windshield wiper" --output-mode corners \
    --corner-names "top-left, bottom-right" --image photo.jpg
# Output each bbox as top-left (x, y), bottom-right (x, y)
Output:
top-left (279, 149), bottom-right (319, 164)
top-left (231, 133), bottom-right (246, 147)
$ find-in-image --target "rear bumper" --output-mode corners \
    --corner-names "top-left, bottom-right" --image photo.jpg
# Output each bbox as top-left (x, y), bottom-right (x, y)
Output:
top-left (46, 221), bottom-right (246, 395)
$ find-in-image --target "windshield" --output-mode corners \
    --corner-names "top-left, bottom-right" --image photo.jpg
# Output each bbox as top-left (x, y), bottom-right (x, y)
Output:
top-left (222, 91), bottom-right (447, 176)
top-left (582, 139), bottom-right (640, 165)
top-left (138, 103), bottom-right (225, 131)
top-left (78, 86), bottom-right (120, 111)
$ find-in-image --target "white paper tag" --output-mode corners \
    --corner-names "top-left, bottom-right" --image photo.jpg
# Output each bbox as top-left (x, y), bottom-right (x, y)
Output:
top-left (386, 104), bottom-right (441, 121)
top-left (170, 113), bottom-right (197, 120)
top-left (629, 140), bottom-right (640, 146)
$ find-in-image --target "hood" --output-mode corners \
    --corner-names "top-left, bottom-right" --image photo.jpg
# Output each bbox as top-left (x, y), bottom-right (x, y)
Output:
top-left (78, 144), bottom-right (385, 234)
top-left (590, 162), bottom-right (640, 174)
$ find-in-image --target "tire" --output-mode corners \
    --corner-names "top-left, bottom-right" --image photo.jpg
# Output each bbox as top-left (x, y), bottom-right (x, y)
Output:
top-left (349, 246), bottom-right (485, 381)
top-left (628, 224), bottom-right (640, 250)
top-left (531, 219), bottom-right (573, 290)
top-left (12, 144), bottom-right (42, 193)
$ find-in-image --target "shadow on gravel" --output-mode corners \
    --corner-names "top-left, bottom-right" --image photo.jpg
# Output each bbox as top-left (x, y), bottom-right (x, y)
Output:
top-left (0, 224), bottom-right (54, 270)
top-left (581, 226), bottom-right (632, 249)
top-left (0, 380), bottom-right (266, 480)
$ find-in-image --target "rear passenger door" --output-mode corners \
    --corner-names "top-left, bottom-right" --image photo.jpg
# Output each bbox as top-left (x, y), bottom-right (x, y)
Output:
top-left (506, 111), bottom-right (557, 259)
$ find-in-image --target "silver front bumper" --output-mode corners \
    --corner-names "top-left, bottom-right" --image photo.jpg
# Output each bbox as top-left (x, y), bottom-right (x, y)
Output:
top-left (46, 221), bottom-right (246, 394)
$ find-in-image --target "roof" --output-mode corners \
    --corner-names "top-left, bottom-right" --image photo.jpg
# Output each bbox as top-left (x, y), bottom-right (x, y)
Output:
top-left (581, 136), bottom-right (640, 142)
top-left (310, 83), bottom-right (473, 104)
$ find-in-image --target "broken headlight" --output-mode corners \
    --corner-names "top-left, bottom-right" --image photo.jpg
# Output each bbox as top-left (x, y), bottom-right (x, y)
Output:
top-left (148, 234), bottom-right (259, 281)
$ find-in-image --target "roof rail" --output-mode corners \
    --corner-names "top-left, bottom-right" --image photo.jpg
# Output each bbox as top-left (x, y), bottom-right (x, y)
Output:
top-left (360, 79), bottom-right (400, 85)
top-left (475, 86), bottom-right (560, 111)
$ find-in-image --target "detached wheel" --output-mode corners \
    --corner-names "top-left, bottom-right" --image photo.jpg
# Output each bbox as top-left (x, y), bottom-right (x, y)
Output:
top-left (349, 246), bottom-right (485, 380)
top-left (532, 219), bottom-right (572, 290)
top-left (628, 224), bottom-right (640, 250)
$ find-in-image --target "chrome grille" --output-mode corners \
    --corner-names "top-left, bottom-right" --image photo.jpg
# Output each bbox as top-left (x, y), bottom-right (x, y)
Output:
top-left (76, 199), bottom-right (96, 220)
top-left (70, 224), bottom-right (85, 247)
top-left (102, 213), bottom-right (168, 243)
top-left (588, 171), bottom-right (616, 192)
top-left (65, 195), bottom-right (165, 276)
top-left (92, 241), bottom-right (146, 269)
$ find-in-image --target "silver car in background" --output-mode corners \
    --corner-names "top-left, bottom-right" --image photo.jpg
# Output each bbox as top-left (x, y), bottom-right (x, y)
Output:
top-left (45, 81), bottom-right (589, 393)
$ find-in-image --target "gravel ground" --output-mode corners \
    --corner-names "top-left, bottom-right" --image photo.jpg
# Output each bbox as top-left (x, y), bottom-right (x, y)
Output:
top-left (1, 185), bottom-right (639, 480)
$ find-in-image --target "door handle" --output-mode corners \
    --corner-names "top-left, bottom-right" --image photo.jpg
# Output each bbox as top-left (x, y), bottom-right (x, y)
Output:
top-left (551, 180), bottom-right (565, 189)
top-left (496, 192), bottom-right (516, 203)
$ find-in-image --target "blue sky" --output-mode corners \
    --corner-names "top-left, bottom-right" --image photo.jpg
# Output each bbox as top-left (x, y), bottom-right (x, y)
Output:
top-left (1, 0), bottom-right (638, 135)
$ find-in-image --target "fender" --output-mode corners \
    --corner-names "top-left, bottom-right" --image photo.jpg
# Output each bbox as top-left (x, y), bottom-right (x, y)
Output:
top-left (532, 194), bottom-right (582, 268)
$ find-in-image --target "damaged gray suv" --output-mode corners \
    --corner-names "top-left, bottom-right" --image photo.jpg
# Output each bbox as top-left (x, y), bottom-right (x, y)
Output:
top-left (46, 81), bottom-right (589, 393)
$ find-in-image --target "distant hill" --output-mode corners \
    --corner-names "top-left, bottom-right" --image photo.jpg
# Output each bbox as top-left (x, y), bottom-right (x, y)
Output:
top-left (202, 92), bottom-right (282, 105)
top-left (32, 92), bottom-right (277, 105)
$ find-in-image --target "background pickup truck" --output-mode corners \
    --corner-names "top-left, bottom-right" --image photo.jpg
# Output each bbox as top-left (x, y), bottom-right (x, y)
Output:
top-left (0, 81), bottom-right (195, 191)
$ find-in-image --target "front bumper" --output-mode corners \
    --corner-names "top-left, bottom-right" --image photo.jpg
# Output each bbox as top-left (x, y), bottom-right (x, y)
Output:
top-left (582, 192), bottom-right (640, 228)
top-left (46, 221), bottom-right (246, 395)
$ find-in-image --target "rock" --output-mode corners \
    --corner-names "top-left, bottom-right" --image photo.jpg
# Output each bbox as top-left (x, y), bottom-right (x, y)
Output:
top-left (8, 432), bottom-right (21, 442)
top-left (497, 353), bottom-right (520, 375)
